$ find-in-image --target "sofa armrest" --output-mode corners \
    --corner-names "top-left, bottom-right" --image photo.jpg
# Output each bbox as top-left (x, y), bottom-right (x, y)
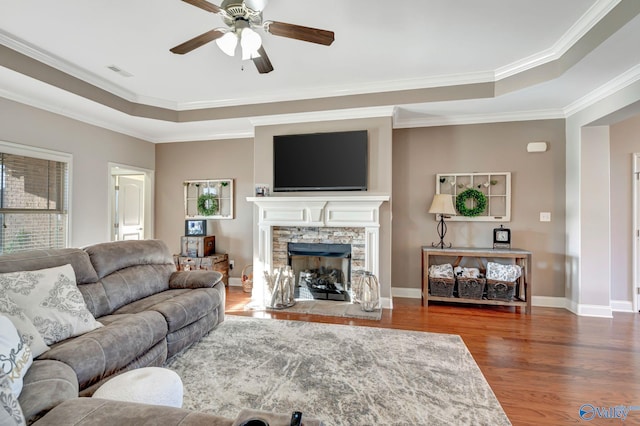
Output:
top-left (32, 398), bottom-right (234, 426)
top-left (169, 270), bottom-right (223, 289)
top-left (19, 360), bottom-right (79, 424)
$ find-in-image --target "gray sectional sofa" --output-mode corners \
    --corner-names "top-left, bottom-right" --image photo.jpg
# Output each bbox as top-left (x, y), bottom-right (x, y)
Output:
top-left (0, 239), bottom-right (230, 425)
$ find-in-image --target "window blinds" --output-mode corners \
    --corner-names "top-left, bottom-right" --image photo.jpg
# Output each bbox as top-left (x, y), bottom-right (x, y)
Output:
top-left (0, 153), bottom-right (69, 252)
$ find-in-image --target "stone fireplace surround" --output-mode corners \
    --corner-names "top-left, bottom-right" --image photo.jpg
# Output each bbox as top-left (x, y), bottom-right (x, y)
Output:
top-left (247, 195), bottom-right (390, 307)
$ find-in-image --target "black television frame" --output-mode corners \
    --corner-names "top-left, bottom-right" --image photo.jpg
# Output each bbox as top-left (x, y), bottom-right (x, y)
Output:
top-left (273, 130), bottom-right (368, 192)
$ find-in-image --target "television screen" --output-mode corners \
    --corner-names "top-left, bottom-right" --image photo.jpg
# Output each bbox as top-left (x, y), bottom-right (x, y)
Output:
top-left (273, 130), bottom-right (368, 192)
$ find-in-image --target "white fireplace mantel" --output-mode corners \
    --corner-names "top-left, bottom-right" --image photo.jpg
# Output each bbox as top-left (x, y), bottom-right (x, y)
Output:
top-left (246, 195), bottom-right (389, 228)
top-left (248, 194), bottom-right (390, 305)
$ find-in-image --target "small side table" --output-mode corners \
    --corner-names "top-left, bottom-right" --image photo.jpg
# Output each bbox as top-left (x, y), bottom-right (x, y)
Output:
top-left (174, 253), bottom-right (229, 286)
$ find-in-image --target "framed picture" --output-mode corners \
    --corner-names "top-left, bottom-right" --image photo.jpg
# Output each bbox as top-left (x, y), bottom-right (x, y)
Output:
top-left (185, 219), bottom-right (206, 236)
top-left (255, 184), bottom-right (270, 197)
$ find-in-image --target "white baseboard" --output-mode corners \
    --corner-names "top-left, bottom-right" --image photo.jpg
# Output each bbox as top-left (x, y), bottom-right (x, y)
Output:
top-left (531, 296), bottom-right (567, 308)
top-left (229, 277), bottom-right (242, 287)
top-left (392, 287), bottom-right (421, 299)
top-left (569, 301), bottom-right (614, 318)
top-left (611, 299), bottom-right (634, 312)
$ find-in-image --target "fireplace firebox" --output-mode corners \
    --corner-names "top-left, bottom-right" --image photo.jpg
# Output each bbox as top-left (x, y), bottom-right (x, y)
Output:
top-left (288, 242), bottom-right (351, 301)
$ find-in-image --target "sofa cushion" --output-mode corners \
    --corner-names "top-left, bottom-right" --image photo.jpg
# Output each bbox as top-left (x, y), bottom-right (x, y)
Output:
top-left (1, 265), bottom-right (103, 345)
top-left (85, 240), bottom-right (175, 280)
top-left (18, 360), bottom-right (78, 425)
top-left (96, 265), bottom-right (175, 314)
top-left (0, 316), bottom-right (33, 398)
top-left (0, 249), bottom-right (98, 285)
top-left (37, 311), bottom-right (167, 390)
top-left (114, 288), bottom-right (222, 333)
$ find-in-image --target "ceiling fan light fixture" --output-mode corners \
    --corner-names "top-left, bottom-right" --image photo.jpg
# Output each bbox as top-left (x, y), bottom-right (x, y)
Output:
top-left (240, 27), bottom-right (262, 60)
top-left (215, 31), bottom-right (238, 56)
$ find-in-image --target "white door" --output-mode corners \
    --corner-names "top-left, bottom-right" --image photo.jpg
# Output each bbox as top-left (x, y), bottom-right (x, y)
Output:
top-left (115, 175), bottom-right (145, 240)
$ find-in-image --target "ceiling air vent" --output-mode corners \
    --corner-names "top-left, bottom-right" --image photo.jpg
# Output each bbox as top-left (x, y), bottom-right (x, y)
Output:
top-left (106, 65), bottom-right (133, 77)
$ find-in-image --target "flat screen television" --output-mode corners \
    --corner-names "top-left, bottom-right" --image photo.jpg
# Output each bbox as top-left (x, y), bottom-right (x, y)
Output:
top-left (273, 130), bottom-right (368, 192)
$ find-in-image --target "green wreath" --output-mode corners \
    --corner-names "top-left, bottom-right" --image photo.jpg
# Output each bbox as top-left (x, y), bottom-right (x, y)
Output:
top-left (456, 189), bottom-right (487, 217)
top-left (197, 194), bottom-right (219, 216)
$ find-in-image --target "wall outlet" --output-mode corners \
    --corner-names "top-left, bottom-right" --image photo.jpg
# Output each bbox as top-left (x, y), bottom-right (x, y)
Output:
top-left (540, 212), bottom-right (551, 222)
top-left (229, 259), bottom-right (234, 270)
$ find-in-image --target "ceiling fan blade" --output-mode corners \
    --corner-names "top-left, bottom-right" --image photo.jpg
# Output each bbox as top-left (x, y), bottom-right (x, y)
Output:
top-left (252, 46), bottom-right (274, 74)
top-left (170, 28), bottom-right (225, 54)
top-left (264, 21), bottom-right (334, 46)
top-left (181, 0), bottom-right (224, 14)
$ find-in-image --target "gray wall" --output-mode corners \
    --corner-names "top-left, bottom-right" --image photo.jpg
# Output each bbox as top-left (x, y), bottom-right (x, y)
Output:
top-left (154, 138), bottom-right (254, 278)
top-left (610, 114), bottom-right (640, 301)
top-left (392, 120), bottom-right (567, 297)
top-left (0, 98), bottom-right (155, 248)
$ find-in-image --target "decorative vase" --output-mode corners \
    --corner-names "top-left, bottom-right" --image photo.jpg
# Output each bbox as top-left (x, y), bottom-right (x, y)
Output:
top-left (263, 266), bottom-right (296, 309)
top-left (358, 271), bottom-right (380, 312)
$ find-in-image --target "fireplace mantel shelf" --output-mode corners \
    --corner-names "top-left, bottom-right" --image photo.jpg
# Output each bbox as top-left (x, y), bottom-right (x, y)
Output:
top-left (246, 194), bottom-right (389, 203)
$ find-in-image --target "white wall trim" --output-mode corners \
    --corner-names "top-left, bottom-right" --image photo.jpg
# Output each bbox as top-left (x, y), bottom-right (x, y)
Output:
top-left (611, 299), bottom-right (634, 312)
top-left (568, 302), bottom-right (614, 318)
top-left (229, 277), bottom-right (242, 287)
top-left (392, 287), bottom-right (422, 299)
top-left (531, 296), bottom-right (568, 309)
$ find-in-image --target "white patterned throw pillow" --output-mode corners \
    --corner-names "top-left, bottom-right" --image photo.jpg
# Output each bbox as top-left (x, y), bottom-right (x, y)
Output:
top-left (0, 315), bottom-right (33, 399)
top-left (0, 371), bottom-right (25, 426)
top-left (0, 264), bottom-right (102, 346)
top-left (0, 294), bottom-right (49, 358)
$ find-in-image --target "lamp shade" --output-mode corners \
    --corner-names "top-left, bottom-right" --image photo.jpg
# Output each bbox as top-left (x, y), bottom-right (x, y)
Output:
top-left (428, 194), bottom-right (457, 216)
top-left (216, 32), bottom-right (238, 56)
top-left (240, 27), bottom-right (262, 60)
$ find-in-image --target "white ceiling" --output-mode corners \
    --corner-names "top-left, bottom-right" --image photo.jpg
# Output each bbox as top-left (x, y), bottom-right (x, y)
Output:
top-left (1, 0), bottom-right (640, 142)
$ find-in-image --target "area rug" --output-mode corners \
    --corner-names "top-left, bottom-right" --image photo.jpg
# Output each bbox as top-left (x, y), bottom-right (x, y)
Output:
top-left (166, 316), bottom-right (511, 425)
top-left (262, 299), bottom-right (382, 320)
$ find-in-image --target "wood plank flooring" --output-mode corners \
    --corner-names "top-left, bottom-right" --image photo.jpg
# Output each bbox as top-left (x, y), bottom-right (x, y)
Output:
top-left (225, 287), bottom-right (640, 425)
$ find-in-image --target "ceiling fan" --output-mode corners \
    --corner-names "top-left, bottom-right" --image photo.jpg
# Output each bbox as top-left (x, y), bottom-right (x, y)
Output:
top-left (170, 0), bottom-right (335, 74)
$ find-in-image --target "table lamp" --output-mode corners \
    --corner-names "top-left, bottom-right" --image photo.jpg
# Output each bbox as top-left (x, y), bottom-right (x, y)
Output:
top-left (428, 194), bottom-right (457, 249)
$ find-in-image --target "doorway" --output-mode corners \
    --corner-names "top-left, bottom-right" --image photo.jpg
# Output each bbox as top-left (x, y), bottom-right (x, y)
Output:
top-left (109, 163), bottom-right (154, 241)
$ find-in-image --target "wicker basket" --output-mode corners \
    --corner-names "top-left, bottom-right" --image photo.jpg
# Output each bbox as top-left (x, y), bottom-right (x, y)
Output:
top-left (456, 277), bottom-right (486, 299)
top-left (241, 264), bottom-right (253, 293)
top-left (429, 277), bottom-right (455, 298)
top-left (486, 279), bottom-right (516, 301)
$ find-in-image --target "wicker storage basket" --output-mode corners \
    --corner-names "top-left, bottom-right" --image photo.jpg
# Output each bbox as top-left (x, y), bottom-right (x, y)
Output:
top-left (241, 264), bottom-right (253, 293)
top-left (456, 277), bottom-right (486, 299)
top-left (429, 277), bottom-right (455, 298)
top-left (486, 279), bottom-right (516, 301)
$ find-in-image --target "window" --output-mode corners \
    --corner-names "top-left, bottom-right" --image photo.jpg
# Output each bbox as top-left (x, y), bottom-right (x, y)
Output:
top-left (0, 142), bottom-right (70, 253)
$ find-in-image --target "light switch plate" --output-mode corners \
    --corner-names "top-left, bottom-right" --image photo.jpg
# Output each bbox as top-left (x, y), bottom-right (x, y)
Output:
top-left (540, 212), bottom-right (551, 222)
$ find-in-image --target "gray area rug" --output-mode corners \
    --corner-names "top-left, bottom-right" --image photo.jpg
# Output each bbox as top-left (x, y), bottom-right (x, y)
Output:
top-left (166, 316), bottom-right (510, 425)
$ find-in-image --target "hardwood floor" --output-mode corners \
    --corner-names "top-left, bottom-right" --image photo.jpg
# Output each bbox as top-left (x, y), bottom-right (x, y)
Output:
top-left (225, 287), bottom-right (640, 425)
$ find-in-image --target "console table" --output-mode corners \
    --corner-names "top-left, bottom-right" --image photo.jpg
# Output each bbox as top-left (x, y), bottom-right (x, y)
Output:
top-left (422, 247), bottom-right (532, 314)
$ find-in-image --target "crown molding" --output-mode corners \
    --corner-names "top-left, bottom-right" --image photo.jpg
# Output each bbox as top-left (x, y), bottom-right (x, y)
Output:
top-left (494, 0), bottom-right (621, 80)
top-left (564, 63), bottom-right (640, 117)
top-left (392, 109), bottom-right (566, 129)
top-left (249, 106), bottom-right (396, 127)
